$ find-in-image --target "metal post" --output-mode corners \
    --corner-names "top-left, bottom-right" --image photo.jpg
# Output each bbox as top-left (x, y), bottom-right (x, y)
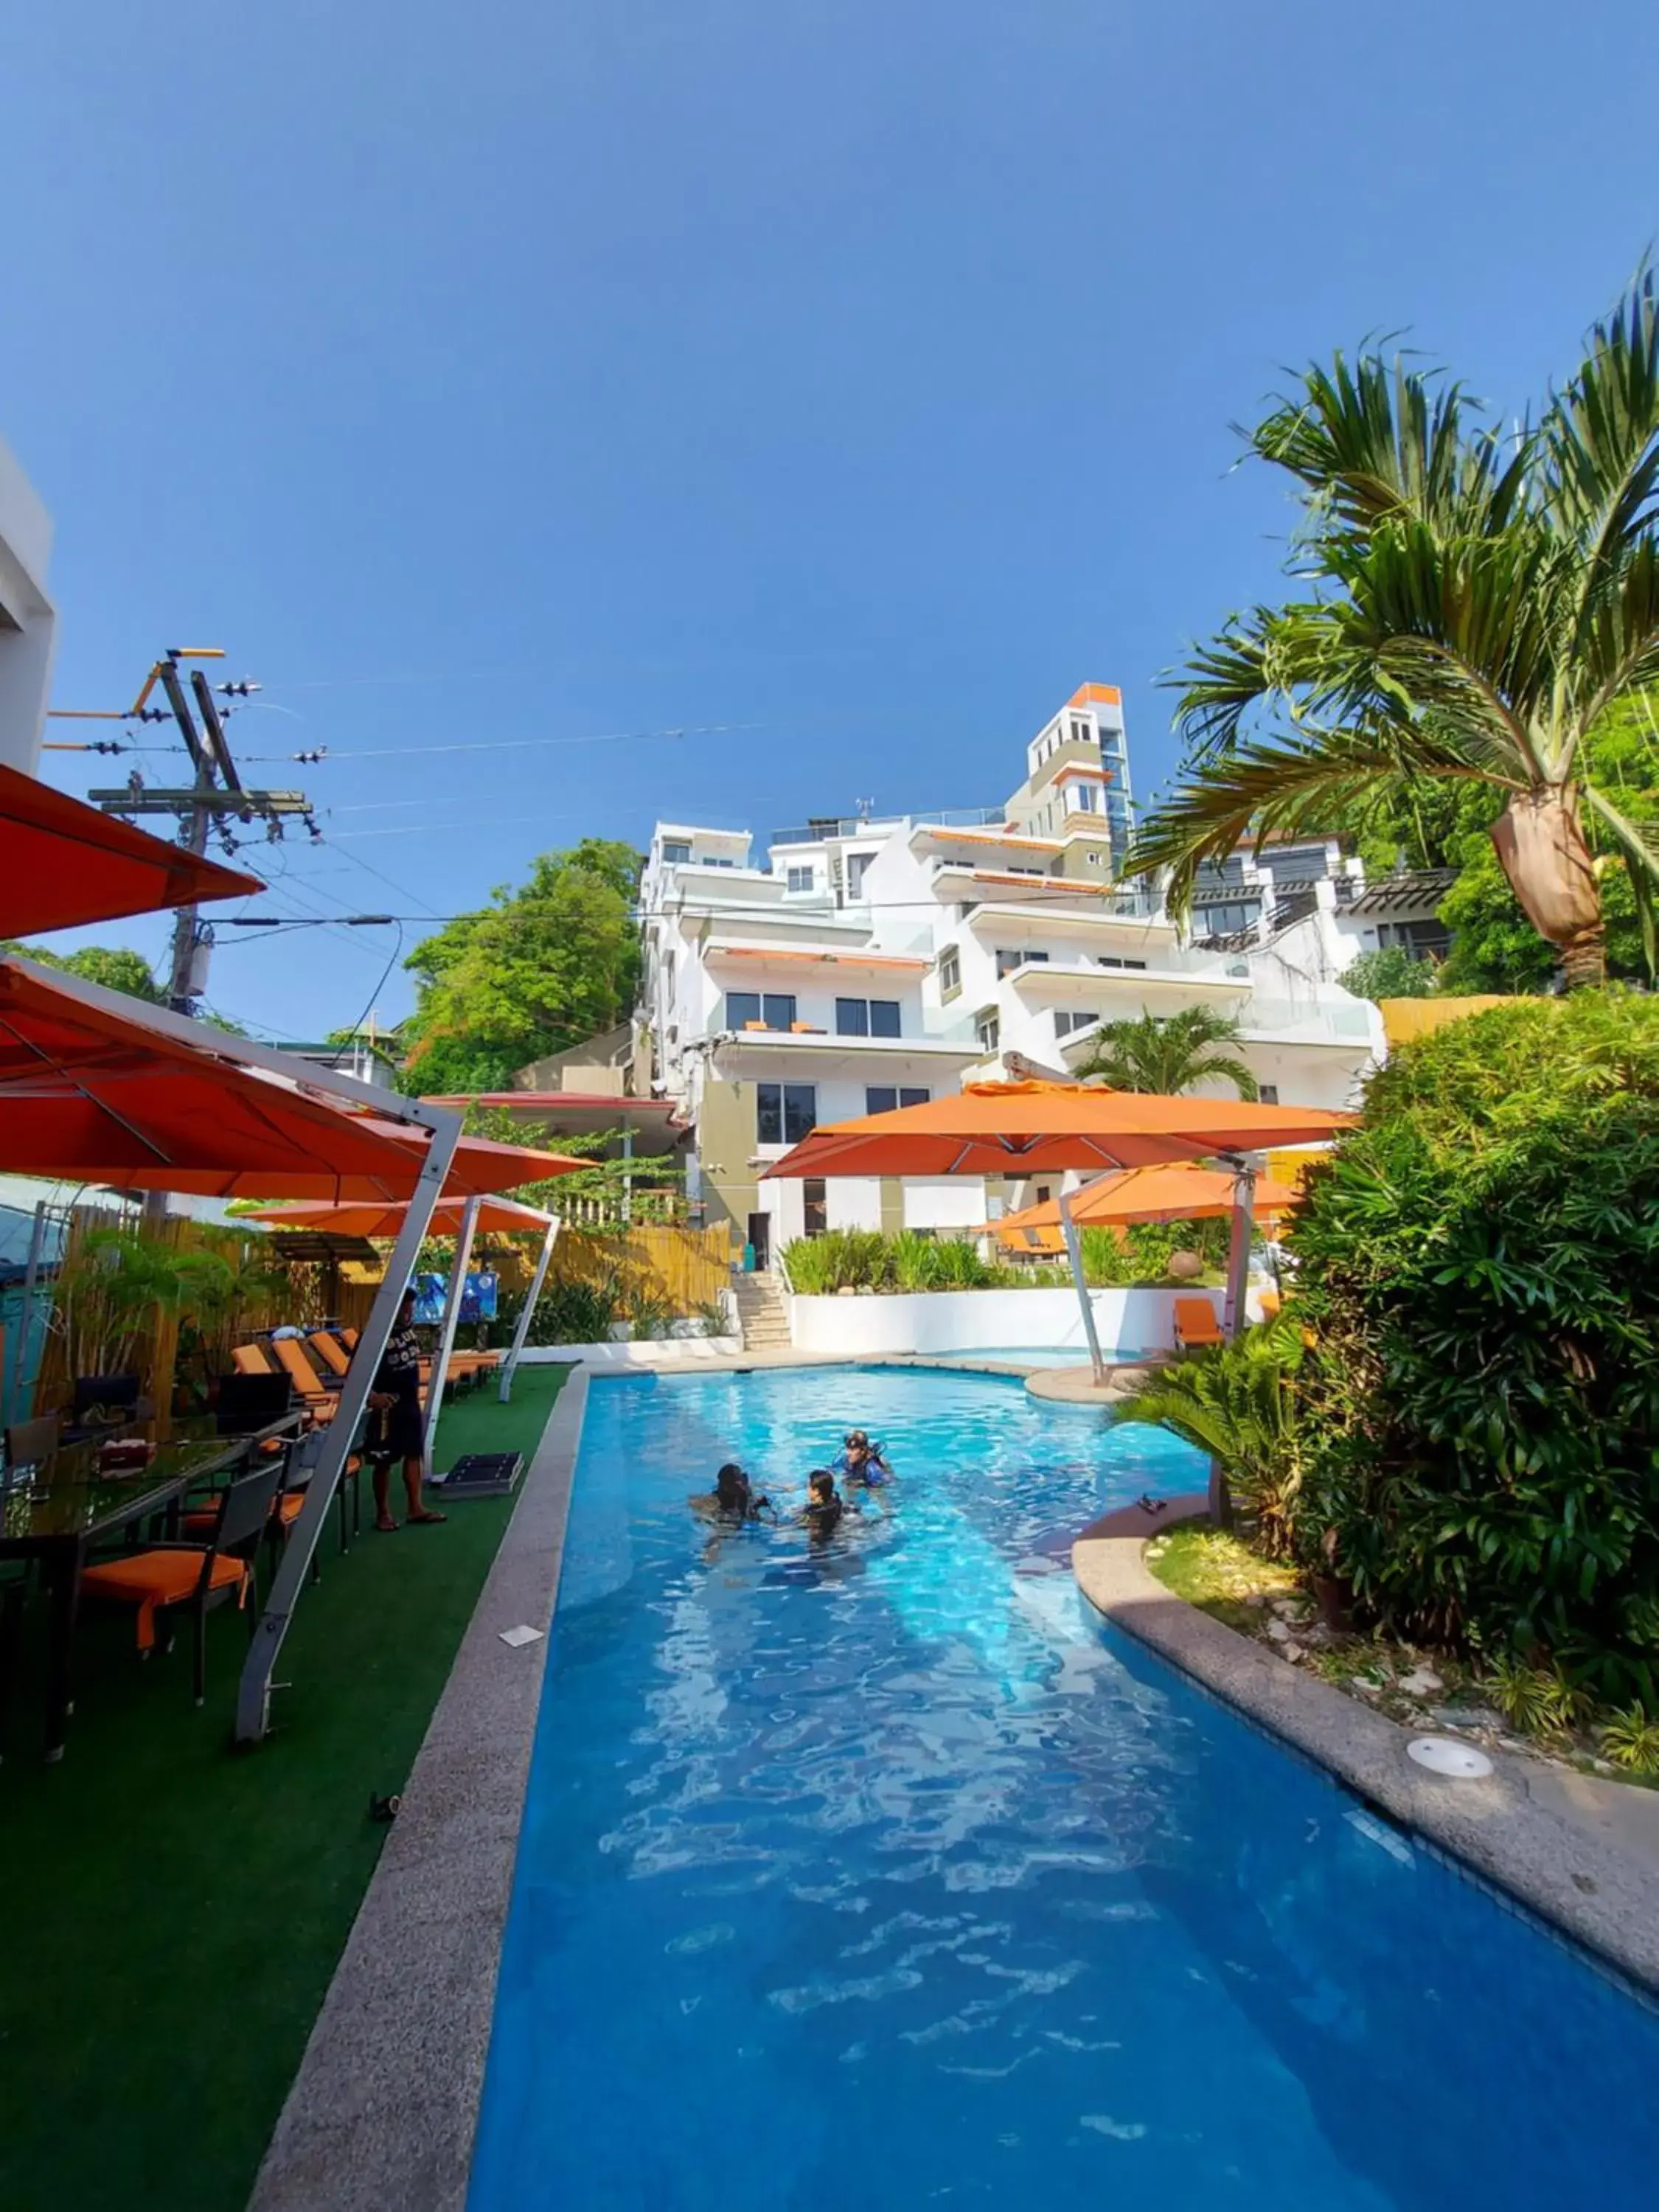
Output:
top-left (1059, 1187), bottom-right (1107, 1387)
top-left (621, 1125), bottom-right (633, 1224)
top-left (4, 1200), bottom-right (50, 1425)
top-left (422, 1193), bottom-right (481, 1476)
top-left (500, 1217), bottom-right (559, 1402)
top-left (234, 1111), bottom-right (463, 1745)
top-left (1222, 1161), bottom-right (1258, 1340)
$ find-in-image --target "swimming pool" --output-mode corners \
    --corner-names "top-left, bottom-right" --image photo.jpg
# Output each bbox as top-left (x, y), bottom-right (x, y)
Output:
top-left (469, 1367), bottom-right (1659, 2211)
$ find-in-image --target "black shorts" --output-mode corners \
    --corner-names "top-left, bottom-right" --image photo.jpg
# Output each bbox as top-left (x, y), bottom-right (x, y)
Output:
top-left (369, 1392), bottom-right (423, 1463)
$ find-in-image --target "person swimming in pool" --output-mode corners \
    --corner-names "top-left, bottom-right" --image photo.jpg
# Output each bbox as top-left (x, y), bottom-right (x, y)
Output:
top-left (800, 1469), bottom-right (844, 1541)
top-left (689, 1462), bottom-right (774, 1524)
top-left (832, 1430), bottom-right (894, 1492)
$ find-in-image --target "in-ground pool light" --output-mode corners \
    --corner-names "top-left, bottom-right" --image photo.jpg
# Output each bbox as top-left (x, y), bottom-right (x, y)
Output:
top-left (1408, 1736), bottom-right (1494, 1779)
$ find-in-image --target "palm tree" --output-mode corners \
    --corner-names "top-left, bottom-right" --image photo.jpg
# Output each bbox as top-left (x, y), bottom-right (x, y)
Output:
top-left (1128, 271), bottom-right (1659, 987)
top-left (1074, 1005), bottom-right (1258, 1098)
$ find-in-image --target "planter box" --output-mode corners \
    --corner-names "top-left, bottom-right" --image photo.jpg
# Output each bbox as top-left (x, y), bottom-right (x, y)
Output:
top-left (786, 1285), bottom-right (1222, 1358)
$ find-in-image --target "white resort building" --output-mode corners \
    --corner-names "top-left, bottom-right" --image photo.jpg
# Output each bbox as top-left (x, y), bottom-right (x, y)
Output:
top-left (638, 684), bottom-right (1388, 1263)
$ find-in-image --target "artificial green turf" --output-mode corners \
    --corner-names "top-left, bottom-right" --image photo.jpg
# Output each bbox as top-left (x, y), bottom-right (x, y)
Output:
top-left (0, 1363), bottom-right (570, 2212)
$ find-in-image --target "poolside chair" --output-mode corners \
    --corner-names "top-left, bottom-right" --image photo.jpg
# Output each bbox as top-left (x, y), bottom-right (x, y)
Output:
top-left (4, 1413), bottom-right (60, 1469)
top-left (1173, 1297), bottom-right (1225, 1352)
top-left (338, 1327), bottom-right (359, 1352)
top-left (307, 1329), bottom-right (350, 1380)
top-left (79, 1456), bottom-right (285, 1704)
top-left (232, 1342), bottom-right (276, 1378)
top-left (270, 1336), bottom-right (342, 1421)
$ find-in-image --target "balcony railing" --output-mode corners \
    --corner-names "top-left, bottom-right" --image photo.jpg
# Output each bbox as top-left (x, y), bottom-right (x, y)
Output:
top-left (770, 804), bottom-right (1006, 846)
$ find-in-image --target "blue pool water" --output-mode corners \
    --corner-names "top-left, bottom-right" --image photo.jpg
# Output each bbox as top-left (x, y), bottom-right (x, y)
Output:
top-left (470, 1368), bottom-right (1659, 2211)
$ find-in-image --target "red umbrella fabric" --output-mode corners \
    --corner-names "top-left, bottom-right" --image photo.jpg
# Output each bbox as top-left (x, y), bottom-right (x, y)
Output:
top-left (0, 762), bottom-right (262, 936)
top-left (243, 1194), bottom-right (557, 1237)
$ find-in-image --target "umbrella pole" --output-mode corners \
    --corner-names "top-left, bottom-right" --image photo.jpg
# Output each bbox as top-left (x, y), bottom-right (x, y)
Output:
top-left (423, 1193), bottom-right (481, 1478)
top-left (1059, 1189), bottom-right (1107, 1387)
top-left (234, 1109), bottom-right (463, 1747)
top-left (500, 1217), bottom-right (559, 1403)
top-left (1222, 1161), bottom-right (1258, 1341)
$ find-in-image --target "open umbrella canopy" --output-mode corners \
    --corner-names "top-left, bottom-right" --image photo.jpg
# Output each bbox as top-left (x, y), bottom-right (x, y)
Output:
top-left (243, 1194), bottom-right (557, 1237)
top-left (994, 1161), bottom-right (1302, 1242)
top-left (764, 1079), bottom-right (1354, 1180)
top-left (0, 957), bottom-right (576, 1200)
top-left (0, 762), bottom-right (262, 936)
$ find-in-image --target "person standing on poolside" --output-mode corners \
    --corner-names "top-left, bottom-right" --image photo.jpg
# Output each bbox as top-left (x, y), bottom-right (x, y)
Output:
top-left (363, 1286), bottom-right (446, 1532)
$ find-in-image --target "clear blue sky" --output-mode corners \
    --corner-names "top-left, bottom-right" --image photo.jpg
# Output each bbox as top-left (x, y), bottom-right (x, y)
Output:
top-left (7, 1), bottom-right (1658, 1041)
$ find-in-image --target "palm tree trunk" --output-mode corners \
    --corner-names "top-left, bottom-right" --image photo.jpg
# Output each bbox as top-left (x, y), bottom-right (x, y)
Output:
top-left (1489, 786), bottom-right (1604, 988)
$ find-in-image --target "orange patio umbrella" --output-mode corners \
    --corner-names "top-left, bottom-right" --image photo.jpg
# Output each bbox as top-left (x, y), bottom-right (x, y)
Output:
top-left (66, 1117), bottom-right (587, 1202)
top-left (994, 1161), bottom-right (1301, 1244)
top-left (243, 1194), bottom-right (557, 1237)
top-left (766, 1081), bottom-right (1354, 1377)
top-left (0, 762), bottom-right (262, 936)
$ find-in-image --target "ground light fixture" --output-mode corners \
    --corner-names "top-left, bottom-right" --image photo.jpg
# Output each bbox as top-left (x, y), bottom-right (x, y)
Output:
top-left (1408, 1736), bottom-right (1495, 1779)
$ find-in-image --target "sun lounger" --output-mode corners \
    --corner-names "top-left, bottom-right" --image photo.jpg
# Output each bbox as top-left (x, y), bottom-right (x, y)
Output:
top-left (1173, 1297), bottom-right (1225, 1351)
top-left (307, 1330), bottom-right (350, 1379)
top-left (232, 1343), bottom-right (276, 1377)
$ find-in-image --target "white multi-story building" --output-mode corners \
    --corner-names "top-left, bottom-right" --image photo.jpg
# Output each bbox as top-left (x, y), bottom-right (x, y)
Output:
top-left (639, 687), bottom-right (1383, 1265)
top-left (0, 437), bottom-right (57, 776)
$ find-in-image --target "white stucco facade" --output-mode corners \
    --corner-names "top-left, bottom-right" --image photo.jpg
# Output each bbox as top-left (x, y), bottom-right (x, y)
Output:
top-left (0, 439), bottom-right (56, 776)
top-left (637, 685), bottom-right (1384, 1270)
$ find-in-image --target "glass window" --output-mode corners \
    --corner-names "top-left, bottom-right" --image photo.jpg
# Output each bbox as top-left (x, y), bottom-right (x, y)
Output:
top-left (661, 840), bottom-right (691, 863)
top-left (870, 999), bottom-right (901, 1037)
top-left (803, 1178), bottom-right (828, 1237)
top-left (901, 1085), bottom-right (929, 1109)
top-left (1258, 1084), bottom-right (1279, 1105)
top-left (1097, 956), bottom-right (1148, 972)
top-left (938, 946), bottom-right (961, 1001)
top-left (757, 1083), bottom-right (817, 1145)
top-left (786, 866), bottom-right (815, 894)
top-left (835, 998), bottom-right (869, 1037)
top-left (868, 1085), bottom-right (929, 1113)
top-left (975, 1008), bottom-right (1001, 1053)
top-left (729, 992), bottom-right (796, 1029)
top-left (846, 853), bottom-right (872, 900)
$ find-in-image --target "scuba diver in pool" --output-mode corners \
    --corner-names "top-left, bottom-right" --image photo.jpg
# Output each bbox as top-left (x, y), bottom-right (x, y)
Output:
top-left (689, 1463), bottom-right (776, 1526)
top-left (831, 1429), bottom-right (895, 1506)
top-left (799, 1469), bottom-right (844, 1542)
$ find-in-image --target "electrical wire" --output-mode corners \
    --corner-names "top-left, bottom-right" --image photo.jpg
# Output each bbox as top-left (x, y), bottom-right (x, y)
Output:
top-left (321, 922), bottom-right (405, 1065)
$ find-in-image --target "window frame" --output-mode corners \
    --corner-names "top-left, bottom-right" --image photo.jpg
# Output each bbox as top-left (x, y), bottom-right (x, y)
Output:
top-left (757, 1082), bottom-right (818, 1146)
top-left (937, 946), bottom-right (961, 1002)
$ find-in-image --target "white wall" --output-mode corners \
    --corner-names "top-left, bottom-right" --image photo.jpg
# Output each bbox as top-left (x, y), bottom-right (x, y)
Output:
top-left (0, 437), bottom-right (57, 776)
top-left (902, 1178), bottom-right (987, 1231)
top-left (788, 1284), bottom-right (1222, 1357)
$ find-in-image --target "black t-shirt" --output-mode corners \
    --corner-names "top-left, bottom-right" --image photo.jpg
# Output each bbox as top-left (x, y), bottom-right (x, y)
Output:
top-left (374, 1324), bottom-right (422, 1400)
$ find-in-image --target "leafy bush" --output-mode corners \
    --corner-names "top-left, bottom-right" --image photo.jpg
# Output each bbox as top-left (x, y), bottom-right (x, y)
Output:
top-left (1598, 1703), bottom-right (1659, 1774)
top-left (1289, 990), bottom-right (1659, 1700)
top-left (1338, 946), bottom-right (1439, 1003)
top-left (1080, 1218), bottom-right (1228, 1287)
top-left (1115, 1316), bottom-right (1306, 1555)
top-left (495, 1272), bottom-right (622, 1346)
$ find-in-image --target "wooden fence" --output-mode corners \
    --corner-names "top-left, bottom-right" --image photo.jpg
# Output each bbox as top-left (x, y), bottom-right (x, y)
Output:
top-left (543, 1221), bottom-right (735, 1312)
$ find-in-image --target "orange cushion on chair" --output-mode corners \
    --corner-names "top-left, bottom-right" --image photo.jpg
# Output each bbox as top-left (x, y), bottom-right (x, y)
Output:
top-left (274, 1491), bottom-right (305, 1526)
top-left (80, 1550), bottom-right (249, 1651)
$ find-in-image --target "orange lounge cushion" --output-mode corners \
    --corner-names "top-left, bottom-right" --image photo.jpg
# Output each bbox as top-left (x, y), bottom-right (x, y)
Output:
top-left (80, 1549), bottom-right (249, 1650)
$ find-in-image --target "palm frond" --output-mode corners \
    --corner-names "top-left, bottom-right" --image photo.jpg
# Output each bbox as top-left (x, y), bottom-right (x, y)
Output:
top-left (1537, 266), bottom-right (1659, 580)
top-left (1580, 779), bottom-right (1659, 976)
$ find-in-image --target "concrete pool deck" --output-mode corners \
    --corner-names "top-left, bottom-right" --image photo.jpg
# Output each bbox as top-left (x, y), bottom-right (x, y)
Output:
top-left (249, 1354), bottom-right (1659, 2212)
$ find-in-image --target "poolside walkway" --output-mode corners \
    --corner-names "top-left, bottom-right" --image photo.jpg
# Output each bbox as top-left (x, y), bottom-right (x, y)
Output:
top-left (0, 1366), bottom-right (568, 2212)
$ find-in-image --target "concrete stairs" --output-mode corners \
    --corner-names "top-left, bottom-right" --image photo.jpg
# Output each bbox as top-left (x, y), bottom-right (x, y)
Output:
top-left (733, 1273), bottom-right (793, 1352)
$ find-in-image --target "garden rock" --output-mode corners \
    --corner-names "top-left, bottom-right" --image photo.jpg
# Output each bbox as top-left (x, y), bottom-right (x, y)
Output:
top-left (1397, 1666), bottom-right (1444, 1699)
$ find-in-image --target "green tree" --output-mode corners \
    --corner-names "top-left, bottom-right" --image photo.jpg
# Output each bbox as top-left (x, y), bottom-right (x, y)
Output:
top-left (1337, 946), bottom-right (1439, 1002)
top-left (399, 840), bottom-right (642, 1093)
top-left (1130, 271), bottom-right (1659, 987)
top-left (1074, 1006), bottom-right (1258, 1099)
top-left (2, 939), bottom-right (162, 1002)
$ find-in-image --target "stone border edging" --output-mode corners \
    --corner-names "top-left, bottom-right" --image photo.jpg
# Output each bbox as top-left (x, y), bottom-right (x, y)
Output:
top-left (1072, 1502), bottom-right (1659, 1999)
top-left (248, 1367), bottom-right (592, 2212)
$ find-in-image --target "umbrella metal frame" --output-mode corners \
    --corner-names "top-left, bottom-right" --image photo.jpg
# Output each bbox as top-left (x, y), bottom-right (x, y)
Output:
top-left (499, 1216), bottom-right (560, 1403)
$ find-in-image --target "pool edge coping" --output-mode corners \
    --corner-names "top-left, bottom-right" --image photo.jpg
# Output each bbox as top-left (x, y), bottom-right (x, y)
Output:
top-left (247, 1366), bottom-right (592, 2212)
top-left (1072, 1505), bottom-right (1659, 2000)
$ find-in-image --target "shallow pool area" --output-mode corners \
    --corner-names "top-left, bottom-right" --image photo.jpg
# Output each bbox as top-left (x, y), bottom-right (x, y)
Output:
top-left (469, 1366), bottom-right (1659, 2211)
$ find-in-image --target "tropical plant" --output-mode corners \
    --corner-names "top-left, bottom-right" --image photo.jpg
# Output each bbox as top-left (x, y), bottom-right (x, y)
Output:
top-left (1337, 946), bottom-right (1439, 1002)
top-left (1114, 1315), bottom-right (1307, 1555)
top-left (1597, 1701), bottom-right (1659, 1773)
top-left (1288, 990), bottom-right (1659, 1700)
top-left (1079, 1219), bottom-right (1227, 1286)
top-left (3, 939), bottom-right (162, 1002)
top-left (1130, 272), bottom-right (1659, 987)
top-left (1482, 1656), bottom-right (1587, 1742)
top-left (1072, 1006), bottom-right (1258, 1099)
top-left (398, 840), bottom-right (643, 1092)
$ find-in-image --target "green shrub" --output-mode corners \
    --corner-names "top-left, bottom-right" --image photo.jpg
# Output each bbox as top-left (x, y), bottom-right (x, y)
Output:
top-left (780, 1229), bottom-right (893, 1294)
top-left (1338, 945), bottom-right (1439, 1002)
top-left (1290, 990), bottom-right (1659, 1700)
top-left (1079, 1217), bottom-right (1228, 1287)
top-left (1115, 1316), bottom-right (1306, 1555)
top-left (495, 1271), bottom-right (621, 1346)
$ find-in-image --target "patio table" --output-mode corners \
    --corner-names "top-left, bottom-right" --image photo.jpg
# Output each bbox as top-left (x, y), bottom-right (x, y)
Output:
top-left (0, 1415), bottom-right (299, 1761)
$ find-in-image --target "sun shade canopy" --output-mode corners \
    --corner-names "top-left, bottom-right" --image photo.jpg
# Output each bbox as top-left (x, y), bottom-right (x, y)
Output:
top-left (762, 1079), bottom-right (1354, 1180)
top-left (243, 1194), bottom-right (557, 1237)
top-left (0, 958), bottom-right (580, 1200)
top-left (0, 763), bottom-right (263, 936)
top-left (993, 1161), bottom-right (1302, 1239)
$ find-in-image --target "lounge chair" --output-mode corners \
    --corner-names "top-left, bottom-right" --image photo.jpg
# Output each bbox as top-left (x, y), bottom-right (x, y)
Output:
top-left (232, 1343), bottom-right (276, 1378)
top-left (1173, 1297), bottom-right (1225, 1352)
top-left (80, 1457), bottom-right (286, 1703)
top-left (307, 1329), bottom-right (350, 1380)
top-left (270, 1337), bottom-right (342, 1422)
top-left (338, 1327), bottom-right (359, 1352)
